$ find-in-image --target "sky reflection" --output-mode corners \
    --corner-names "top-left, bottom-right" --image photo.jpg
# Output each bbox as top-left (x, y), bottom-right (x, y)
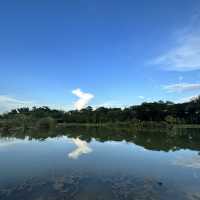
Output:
top-left (0, 137), bottom-right (29, 148)
top-left (173, 154), bottom-right (200, 169)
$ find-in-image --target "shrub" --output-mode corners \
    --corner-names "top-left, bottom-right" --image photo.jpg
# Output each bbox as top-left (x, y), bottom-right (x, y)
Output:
top-left (36, 117), bottom-right (55, 129)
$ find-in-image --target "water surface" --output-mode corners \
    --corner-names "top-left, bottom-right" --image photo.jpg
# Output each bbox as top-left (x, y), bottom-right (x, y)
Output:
top-left (0, 127), bottom-right (200, 200)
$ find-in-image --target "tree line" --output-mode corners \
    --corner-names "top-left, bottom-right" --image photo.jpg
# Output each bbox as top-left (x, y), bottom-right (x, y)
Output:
top-left (0, 96), bottom-right (200, 130)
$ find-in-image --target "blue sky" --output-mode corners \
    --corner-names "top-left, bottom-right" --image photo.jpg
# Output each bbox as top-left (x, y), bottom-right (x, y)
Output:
top-left (1, 0), bottom-right (200, 112)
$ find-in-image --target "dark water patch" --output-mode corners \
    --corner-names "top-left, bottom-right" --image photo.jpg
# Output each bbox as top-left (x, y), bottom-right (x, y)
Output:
top-left (0, 173), bottom-right (189, 200)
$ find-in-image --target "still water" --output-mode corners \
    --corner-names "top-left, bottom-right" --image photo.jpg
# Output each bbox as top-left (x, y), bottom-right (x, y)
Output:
top-left (0, 127), bottom-right (200, 200)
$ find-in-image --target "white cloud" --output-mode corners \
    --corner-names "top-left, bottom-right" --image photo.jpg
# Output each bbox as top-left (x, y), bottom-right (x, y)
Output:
top-left (0, 95), bottom-right (71, 114)
top-left (138, 96), bottom-right (145, 99)
top-left (68, 138), bottom-right (92, 159)
top-left (152, 15), bottom-right (200, 71)
top-left (72, 88), bottom-right (94, 110)
top-left (44, 104), bottom-right (71, 111)
top-left (0, 95), bottom-right (35, 113)
top-left (93, 100), bottom-right (123, 109)
top-left (163, 83), bottom-right (200, 93)
top-left (177, 94), bottom-right (198, 103)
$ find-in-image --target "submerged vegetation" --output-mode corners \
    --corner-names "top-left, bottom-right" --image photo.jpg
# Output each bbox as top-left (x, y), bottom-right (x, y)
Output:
top-left (0, 96), bottom-right (200, 132)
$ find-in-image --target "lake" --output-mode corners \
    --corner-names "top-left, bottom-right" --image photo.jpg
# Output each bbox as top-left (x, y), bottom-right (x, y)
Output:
top-left (0, 127), bottom-right (200, 200)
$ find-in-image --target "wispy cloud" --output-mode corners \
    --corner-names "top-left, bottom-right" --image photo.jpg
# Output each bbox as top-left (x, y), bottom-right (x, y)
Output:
top-left (163, 83), bottom-right (200, 93)
top-left (0, 95), bottom-right (33, 104)
top-left (0, 95), bottom-right (34, 113)
top-left (151, 15), bottom-right (200, 71)
top-left (93, 100), bottom-right (123, 109)
top-left (138, 96), bottom-right (145, 99)
top-left (0, 95), bottom-right (71, 114)
top-left (72, 88), bottom-right (94, 110)
top-left (177, 94), bottom-right (198, 103)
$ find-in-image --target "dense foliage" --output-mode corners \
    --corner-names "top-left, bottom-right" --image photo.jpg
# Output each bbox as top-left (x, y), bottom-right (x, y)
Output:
top-left (0, 96), bottom-right (200, 130)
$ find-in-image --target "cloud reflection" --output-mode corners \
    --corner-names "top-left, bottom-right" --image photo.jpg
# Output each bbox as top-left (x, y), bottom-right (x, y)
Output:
top-left (0, 137), bottom-right (28, 148)
top-left (68, 138), bottom-right (92, 159)
top-left (173, 155), bottom-right (200, 169)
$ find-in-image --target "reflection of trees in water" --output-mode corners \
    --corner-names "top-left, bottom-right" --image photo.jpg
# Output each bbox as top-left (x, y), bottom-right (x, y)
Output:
top-left (1, 126), bottom-right (200, 152)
